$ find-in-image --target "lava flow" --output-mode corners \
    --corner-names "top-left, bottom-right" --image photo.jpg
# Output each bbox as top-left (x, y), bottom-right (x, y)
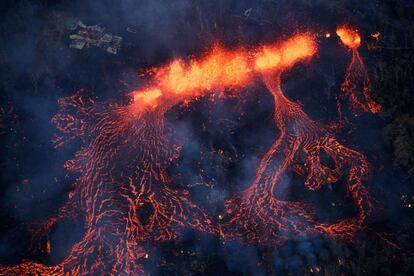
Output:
top-left (1, 29), bottom-right (377, 275)
top-left (223, 69), bottom-right (373, 244)
top-left (222, 33), bottom-right (373, 243)
top-left (336, 25), bottom-right (381, 116)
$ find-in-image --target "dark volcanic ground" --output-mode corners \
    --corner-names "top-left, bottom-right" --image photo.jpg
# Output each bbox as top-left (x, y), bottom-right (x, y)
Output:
top-left (1, 0), bottom-right (414, 275)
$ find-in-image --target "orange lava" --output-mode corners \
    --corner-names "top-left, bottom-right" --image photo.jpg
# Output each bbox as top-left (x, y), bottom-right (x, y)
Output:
top-left (336, 25), bottom-right (361, 49)
top-left (131, 34), bottom-right (316, 111)
top-left (130, 87), bottom-right (162, 112)
top-left (223, 70), bottom-right (372, 244)
top-left (156, 46), bottom-right (249, 95)
top-left (0, 28), bottom-right (378, 275)
top-left (336, 25), bottom-right (381, 115)
top-left (132, 88), bottom-right (162, 107)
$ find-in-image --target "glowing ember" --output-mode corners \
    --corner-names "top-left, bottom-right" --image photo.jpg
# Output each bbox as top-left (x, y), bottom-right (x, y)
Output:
top-left (371, 31), bottom-right (381, 41)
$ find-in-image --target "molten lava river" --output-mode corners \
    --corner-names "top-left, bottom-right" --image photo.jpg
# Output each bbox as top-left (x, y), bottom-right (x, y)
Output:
top-left (1, 26), bottom-right (382, 275)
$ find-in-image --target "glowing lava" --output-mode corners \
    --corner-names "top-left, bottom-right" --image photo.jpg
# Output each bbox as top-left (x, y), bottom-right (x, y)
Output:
top-left (223, 69), bottom-right (372, 244)
top-left (1, 28), bottom-right (377, 275)
top-left (336, 25), bottom-right (381, 115)
top-left (130, 34), bottom-right (316, 112)
top-left (336, 26), bottom-right (361, 49)
top-left (131, 88), bottom-right (162, 109)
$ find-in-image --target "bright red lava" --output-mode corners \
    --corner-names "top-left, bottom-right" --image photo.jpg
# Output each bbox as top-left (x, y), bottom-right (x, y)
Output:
top-left (1, 27), bottom-right (380, 275)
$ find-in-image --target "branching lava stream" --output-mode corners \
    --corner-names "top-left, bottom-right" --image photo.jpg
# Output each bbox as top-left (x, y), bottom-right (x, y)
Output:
top-left (0, 28), bottom-right (380, 275)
